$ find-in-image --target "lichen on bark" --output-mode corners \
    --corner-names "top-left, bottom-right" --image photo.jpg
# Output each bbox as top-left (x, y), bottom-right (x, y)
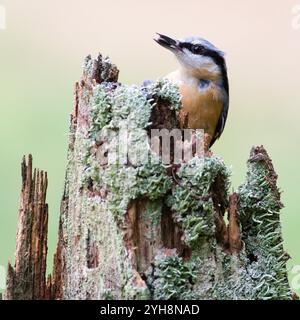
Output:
top-left (237, 146), bottom-right (291, 299)
top-left (55, 54), bottom-right (292, 300)
top-left (4, 54), bottom-right (295, 300)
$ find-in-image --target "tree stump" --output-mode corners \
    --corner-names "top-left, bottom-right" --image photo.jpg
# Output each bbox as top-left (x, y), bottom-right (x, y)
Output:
top-left (4, 54), bottom-right (295, 300)
top-left (5, 155), bottom-right (49, 300)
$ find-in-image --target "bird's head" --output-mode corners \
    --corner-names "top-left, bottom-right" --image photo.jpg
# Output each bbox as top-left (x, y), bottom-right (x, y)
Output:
top-left (154, 33), bottom-right (226, 80)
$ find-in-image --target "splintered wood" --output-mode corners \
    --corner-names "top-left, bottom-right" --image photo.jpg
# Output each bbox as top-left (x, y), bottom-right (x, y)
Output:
top-left (5, 155), bottom-right (49, 300)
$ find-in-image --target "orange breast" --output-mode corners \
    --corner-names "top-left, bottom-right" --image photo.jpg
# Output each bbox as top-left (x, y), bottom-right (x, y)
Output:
top-left (178, 83), bottom-right (223, 140)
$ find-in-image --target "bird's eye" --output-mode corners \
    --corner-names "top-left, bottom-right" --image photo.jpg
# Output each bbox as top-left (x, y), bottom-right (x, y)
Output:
top-left (192, 45), bottom-right (203, 54)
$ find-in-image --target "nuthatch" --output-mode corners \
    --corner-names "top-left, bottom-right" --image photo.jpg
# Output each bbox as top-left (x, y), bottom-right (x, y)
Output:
top-left (155, 33), bottom-right (229, 147)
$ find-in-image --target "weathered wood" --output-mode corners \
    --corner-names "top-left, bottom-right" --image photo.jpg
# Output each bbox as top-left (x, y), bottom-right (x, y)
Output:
top-left (4, 54), bottom-right (296, 300)
top-left (52, 55), bottom-right (294, 299)
top-left (4, 155), bottom-right (48, 300)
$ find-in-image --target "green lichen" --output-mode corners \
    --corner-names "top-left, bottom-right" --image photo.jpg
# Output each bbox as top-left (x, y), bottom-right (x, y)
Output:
top-left (167, 156), bottom-right (231, 248)
top-left (237, 147), bottom-right (291, 299)
top-left (101, 163), bottom-right (171, 218)
top-left (90, 86), bottom-right (112, 133)
top-left (147, 252), bottom-right (199, 300)
top-left (149, 79), bottom-right (181, 111)
top-left (102, 289), bottom-right (114, 300)
top-left (83, 79), bottom-right (180, 221)
top-left (122, 277), bottom-right (151, 300)
top-left (76, 57), bottom-right (293, 300)
top-left (83, 54), bottom-right (94, 77)
top-left (197, 148), bottom-right (292, 300)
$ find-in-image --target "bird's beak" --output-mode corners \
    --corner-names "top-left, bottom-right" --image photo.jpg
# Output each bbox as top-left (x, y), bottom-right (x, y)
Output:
top-left (154, 33), bottom-right (182, 52)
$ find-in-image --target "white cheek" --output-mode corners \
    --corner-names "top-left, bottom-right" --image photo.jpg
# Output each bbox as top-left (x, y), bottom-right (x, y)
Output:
top-left (192, 55), bottom-right (215, 70)
top-left (176, 52), bottom-right (196, 69)
top-left (176, 50), bottom-right (217, 73)
top-left (193, 55), bottom-right (211, 68)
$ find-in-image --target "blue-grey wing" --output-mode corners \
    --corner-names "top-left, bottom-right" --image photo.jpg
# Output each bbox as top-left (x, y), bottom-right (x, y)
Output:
top-left (210, 93), bottom-right (229, 147)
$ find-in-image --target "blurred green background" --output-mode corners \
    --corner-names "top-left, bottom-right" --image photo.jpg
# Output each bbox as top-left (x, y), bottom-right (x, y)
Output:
top-left (0, 0), bottom-right (299, 296)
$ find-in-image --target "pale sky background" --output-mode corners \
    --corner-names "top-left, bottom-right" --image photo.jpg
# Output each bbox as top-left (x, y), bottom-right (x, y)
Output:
top-left (0, 0), bottom-right (300, 294)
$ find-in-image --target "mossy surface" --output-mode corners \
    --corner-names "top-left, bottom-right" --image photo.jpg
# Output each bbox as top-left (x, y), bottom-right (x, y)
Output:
top-left (237, 147), bottom-right (291, 299)
top-left (59, 56), bottom-right (293, 300)
top-left (147, 252), bottom-right (199, 300)
top-left (67, 76), bottom-right (181, 299)
top-left (150, 79), bottom-right (181, 111)
top-left (147, 148), bottom-right (293, 300)
top-left (83, 80), bottom-right (180, 221)
top-left (167, 156), bottom-right (231, 248)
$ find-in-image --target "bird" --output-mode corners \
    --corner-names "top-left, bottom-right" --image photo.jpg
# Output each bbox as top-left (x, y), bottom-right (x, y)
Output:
top-left (154, 33), bottom-right (229, 148)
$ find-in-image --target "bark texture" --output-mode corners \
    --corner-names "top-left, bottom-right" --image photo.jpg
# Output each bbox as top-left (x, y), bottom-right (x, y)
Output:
top-left (4, 54), bottom-right (295, 300)
top-left (4, 155), bottom-right (48, 300)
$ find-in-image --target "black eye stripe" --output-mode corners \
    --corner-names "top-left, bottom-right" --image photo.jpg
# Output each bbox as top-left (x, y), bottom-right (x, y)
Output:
top-left (180, 42), bottom-right (224, 66)
top-left (181, 43), bottom-right (204, 54)
top-left (179, 41), bottom-right (228, 94)
top-left (180, 42), bottom-right (204, 54)
top-left (192, 45), bottom-right (205, 54)
top-left (193, 45), bottom-right (200, 52)
top-left (179, 42), bottom-right (192, 51)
